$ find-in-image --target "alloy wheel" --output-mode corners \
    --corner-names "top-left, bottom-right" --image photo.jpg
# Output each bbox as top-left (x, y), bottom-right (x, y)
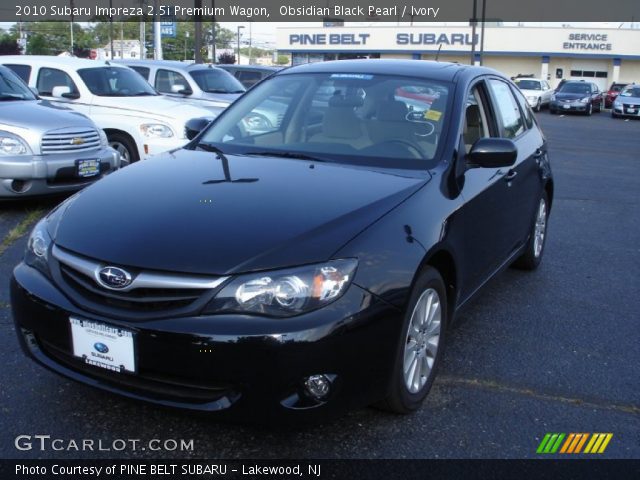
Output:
top-left (534, 197), bottom-right (547, 258)
top-left (403, 288), bottom-right (442, 394)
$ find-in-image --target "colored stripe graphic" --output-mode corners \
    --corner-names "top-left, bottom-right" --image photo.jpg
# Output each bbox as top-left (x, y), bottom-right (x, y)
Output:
top-left (538, 433), bottom-right (613, 454)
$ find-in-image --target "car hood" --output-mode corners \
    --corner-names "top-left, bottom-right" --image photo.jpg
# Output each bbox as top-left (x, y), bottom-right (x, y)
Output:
top-left (53, 151), bottom-right (429, 275)
top-left (555, 92), bottom-right (590, 100)
top-left (0, 99), bottom-right (91, 131)
top-left (616, 96), bottom-right (640, 105)
top-left (90, 95), bottom-right (212, 122)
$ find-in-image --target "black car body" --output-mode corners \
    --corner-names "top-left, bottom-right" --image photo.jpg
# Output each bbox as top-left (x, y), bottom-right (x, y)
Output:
top-left (11, 60), bottom-right (553, 421)
top-left (549, 80), bottom-right (603, 115)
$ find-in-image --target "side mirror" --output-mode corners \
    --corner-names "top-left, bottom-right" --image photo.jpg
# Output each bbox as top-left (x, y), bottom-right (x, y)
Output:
top-left (170, 84), bottom-right (192, 95)
top-left (467, 138), bottom-right (517, 168)
top-left (51, 86), bottom-right (79, 99)
top-left (185, 117), bottom-right (212, 140)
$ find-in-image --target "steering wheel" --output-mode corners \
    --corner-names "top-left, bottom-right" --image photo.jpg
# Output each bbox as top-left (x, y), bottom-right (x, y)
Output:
top-left (372, 139), bottom-right (424, 159)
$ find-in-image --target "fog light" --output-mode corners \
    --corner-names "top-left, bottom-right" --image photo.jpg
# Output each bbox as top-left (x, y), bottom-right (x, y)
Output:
top-left (304, 374), bottom-right (331, 400)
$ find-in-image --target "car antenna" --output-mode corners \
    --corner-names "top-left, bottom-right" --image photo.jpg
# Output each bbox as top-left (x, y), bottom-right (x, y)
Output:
top-left (435, 44), bottom-right (442, 62)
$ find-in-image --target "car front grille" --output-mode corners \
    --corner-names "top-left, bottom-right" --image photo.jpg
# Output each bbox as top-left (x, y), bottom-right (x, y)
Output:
top-left (36, 336), bottom-right (239, 405)
top-left (41, 127), bottom-right (101, 155)
top-left (50, 245), bottom-right (228, 320)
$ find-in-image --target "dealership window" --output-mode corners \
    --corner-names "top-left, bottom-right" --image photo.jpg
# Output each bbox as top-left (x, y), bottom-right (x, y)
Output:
top-left (36, 68), bottom-right (79, 97)
top-left (488, 79), bottom-right (525, 139)
top-left (155, 69), bottom-right (189, 93)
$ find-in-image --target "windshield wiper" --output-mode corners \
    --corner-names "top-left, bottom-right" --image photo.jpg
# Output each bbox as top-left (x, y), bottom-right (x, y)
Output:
top-left (0, 94), bottom-right (24, 101)
top-left (195, 142), bottom-right (227, 157)
top-left (242, 151), bottom-right (328, 162)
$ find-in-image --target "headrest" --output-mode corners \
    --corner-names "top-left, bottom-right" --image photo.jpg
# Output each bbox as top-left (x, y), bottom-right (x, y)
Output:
top-left (466, 104), bottom-right (482, 128)
top-left (377, 100), bottom-right (408, 122)
top-left (329, 94), bottom-right (364, 108)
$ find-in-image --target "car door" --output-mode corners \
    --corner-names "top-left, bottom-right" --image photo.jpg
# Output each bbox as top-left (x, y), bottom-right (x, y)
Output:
top-left (154, 68), bottom-right (192, 97)
top-left (450, 80), bottom-right (518, 300)
top-left (35, 67), bottom-right (92, 118)
top-left (490, 79), bottom-right (545, 253)
top-left (542, 81), bottom-right (553, 104)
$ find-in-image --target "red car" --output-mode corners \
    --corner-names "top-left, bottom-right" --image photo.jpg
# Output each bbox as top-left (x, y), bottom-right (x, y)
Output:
top-left (605, 82), bottom-right (629, 108)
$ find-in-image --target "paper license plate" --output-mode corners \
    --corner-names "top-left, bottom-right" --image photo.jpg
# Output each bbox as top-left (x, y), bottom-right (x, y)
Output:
top-left (70, 318), bottom-right (135, 373)
top-left (77, 159), bottom-right (100, 178)
top-left (563, 104), bottom-right (571, 109)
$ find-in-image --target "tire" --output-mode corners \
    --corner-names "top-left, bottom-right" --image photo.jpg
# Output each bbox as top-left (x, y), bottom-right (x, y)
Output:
top-left (513, 191), bottom-right (549, 270)
top-left (596, 100), bottom-right (602, 113)
top-left (612, 112), bottom-right (619, 119)
top-left (534, 99), bottom-right (541, 112)
top-left (379, 267), bottom-right (447, 414)
top-left (549, 108), bottom-right (557, 115)
top-left (108, 132), bottom-right (139, 164)
top-left (585, 103), bottom-right (593, 116)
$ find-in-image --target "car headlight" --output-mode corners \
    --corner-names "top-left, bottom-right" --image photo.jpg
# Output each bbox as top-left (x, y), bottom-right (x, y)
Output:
top-left (580, 97), bottom-right (590, 103)
top-left (98, 128), bottom-right (108, 147)
top-left (25, 218), bottom-right (52, 276)
top-left (140, 123), bottom-right (174, 138)
top-left (0, 131), bottom-right (32, 156)
top-left (527, 96), bottom-right (537, 102)
top-left (205, 259), bottom-right (358, 317)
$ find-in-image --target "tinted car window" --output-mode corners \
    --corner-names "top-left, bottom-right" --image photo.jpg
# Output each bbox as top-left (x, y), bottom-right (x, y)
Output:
top-left (0, 66), bottom-right (37, 100)
top-left (78, 67), bottom-right (157, 96)
top-left (463, 86), bottom-right (490, 153)
top-left (189, 69), bottom-right (245, 93)
top-left (488, 79), bottom-right (525, 139)
top-left (511, 85), bottom-right (534, 129)
top-left (36, 68), bottom-right (79, 96)
top-left (130, 66), bottom-right (150, 81)
top-left (155, 69), bottom-right (190, 93)
top-left (236, 70), bottom-right (263, 87)
top-left (4, 64), bottom-right (31, 83)
top-left (515, 79), bottom-right (541, 90)
top-left (198, 72), bottom-right (452, 169)
top-left (559, 82), bottom-right (591, 94)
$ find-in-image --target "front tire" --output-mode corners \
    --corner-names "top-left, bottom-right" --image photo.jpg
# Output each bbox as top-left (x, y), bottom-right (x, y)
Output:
top-left (585, 103), bottom-right (593, 116)
top-left (380, 268), bottom-right (447, 414)
top-left (513, 191), bottom-right (549, 270)
top-left (534, 99), bottom-right (541, 112)
top-left (108, 132), bottom-right (139, 164)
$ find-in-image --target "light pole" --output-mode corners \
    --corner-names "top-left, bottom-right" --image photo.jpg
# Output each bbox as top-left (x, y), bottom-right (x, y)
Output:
top-left (237, 25), bottom-right (244, 64)
top-left (479, 0), bottom-right (487, 66)
top-left (470, 0), bottom-right (477, 65)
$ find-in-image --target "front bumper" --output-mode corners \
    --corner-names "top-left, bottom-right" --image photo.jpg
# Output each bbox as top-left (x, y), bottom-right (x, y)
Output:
top-left (612, 104), bottom-right (640, 117)
top-left (549, 100), bottom-right (590, 113)
top-left (0, 147), bottom-right (120, 197)
top-left (525, 96), bottom-right (540, 107)
top-left (10, 262), bottom-right (402, 420)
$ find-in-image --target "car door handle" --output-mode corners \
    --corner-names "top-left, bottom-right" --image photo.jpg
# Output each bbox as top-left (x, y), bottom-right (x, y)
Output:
top-left (504, 170), bottom-right (518, 182)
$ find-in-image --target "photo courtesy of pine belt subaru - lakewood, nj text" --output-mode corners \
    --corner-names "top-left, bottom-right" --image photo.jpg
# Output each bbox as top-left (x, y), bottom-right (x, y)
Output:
top-left (0, 65), bottom-right (120, 198)
top-left (11, 60), bottom-right (554, 421)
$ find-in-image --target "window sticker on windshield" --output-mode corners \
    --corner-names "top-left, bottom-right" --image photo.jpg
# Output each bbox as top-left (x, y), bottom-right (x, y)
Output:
top-left (330, 74), bottom-right (373, 80)
top-left (425, 110), bottom-right (443, 121)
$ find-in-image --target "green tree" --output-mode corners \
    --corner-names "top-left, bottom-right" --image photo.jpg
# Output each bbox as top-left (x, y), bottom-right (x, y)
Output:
top-left (0, 35), bottom-right (21, 55)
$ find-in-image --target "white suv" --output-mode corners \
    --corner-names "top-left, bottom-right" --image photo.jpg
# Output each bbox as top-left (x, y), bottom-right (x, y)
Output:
top-left (2, 56), bottom-right (214, 163)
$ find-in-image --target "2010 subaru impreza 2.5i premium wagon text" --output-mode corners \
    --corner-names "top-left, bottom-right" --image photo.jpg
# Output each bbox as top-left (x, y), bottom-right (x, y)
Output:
top-left (11, 60), bottom-right (553, 421)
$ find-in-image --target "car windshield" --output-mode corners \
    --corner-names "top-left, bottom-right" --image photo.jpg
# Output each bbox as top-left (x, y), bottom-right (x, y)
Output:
top-left (0, 67), bottom-right (36, 101)
top-left (195, 72), bottom-right (451, 170)
top-left (516, 80), bottom-right (541, 90)
top-left (619, 87), bottom-right (640, 98)
top-left (77, 67), bottom-right (158, 96)
top-left (559, 83), bottom-right (591, 94)
top-left (190, 68), bottom-right (246, 93)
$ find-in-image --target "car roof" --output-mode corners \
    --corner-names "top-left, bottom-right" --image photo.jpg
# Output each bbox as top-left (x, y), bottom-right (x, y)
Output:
top-left (218, 65), bottom-right (281, 72)
top-left (278, 59), bottom-right (496, 83)
top-left (0, 55), bottom-right (129, 69)
top-left (117, 60), bottom-right (230, 72)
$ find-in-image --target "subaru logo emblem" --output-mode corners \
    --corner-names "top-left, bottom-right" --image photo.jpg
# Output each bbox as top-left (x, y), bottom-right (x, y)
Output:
top-left (94, 342), bottom-right (109, 354)
top-left (98, 266), bottom-right (132, 289)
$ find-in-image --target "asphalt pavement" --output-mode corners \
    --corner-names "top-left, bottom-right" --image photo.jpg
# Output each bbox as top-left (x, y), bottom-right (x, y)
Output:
top-left (0, 111), bottom-right (638, 459)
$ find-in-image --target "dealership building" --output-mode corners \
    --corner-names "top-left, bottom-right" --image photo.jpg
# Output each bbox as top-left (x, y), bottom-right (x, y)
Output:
top-left (276, 25), bottom-right (640, 90)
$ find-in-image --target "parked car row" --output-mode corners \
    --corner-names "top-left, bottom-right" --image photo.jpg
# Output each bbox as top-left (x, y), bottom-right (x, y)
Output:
top-left (514, 78), bottom-right (638, 118)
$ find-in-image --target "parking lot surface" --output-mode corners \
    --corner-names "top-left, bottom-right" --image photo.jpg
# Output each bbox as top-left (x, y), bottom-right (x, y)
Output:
top-left (0, 112), bottom-right (638, 459)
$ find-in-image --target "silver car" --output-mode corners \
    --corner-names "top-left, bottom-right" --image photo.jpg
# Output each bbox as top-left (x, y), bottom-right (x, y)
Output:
top-left (0, 65), bottom-right (120, 198)
top-left (116, 60), bottom-right (245, 115)
top-left (612, 84), bottom-right (640, 118)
